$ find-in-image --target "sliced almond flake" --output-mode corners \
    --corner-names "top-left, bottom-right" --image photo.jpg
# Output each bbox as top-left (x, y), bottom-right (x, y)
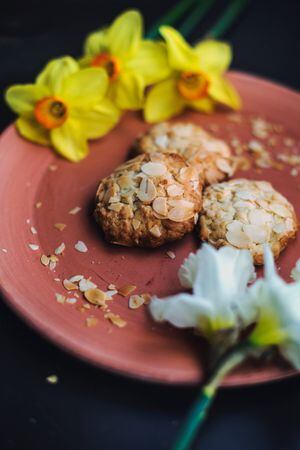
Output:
top-left (179, 166), bottom-right (198, 182)
top-left (46, 375), bottom-right (58, 384)
top-left (55, 293), bottom-right (66, 304)
top-left (84, 288), bottom-right (107, 306)
top-left (137, 177), bottom-right (157, 202)
top-left (291, 168), bottom-right (298, 177)
top-left (273, 222), bottom-right (287, 234)
top-left (249, 209), bottom-right (273, 225)
top-left (69, 275), bottom-right (84, 283)
top-left (40, 254), bottom-right (50, 266)
top-left (268, 203), bottom-right (291, 218)
top-left (55, 242), bottom-right (65, 255)
top-left (243, 224), bottom-right (269, 244)
top-left (49, 254), bottom-right (59, 262)
top-left (63, 279), bottom-right (78, 291)
top-left (236, 190), bottom-right (257, 201)
top-left (155, 135), bottom-right (169, 148)
top-left (166, 250), bottom-right (176, 260)
top-left (216, 158), bottom-right (233, 175)
top-left (28, 244), bottom-right (39, 251)
top-left (54, 278), bottom-right (61, 282)
top-left (49, 261), bottom-right (56, 271)
top-left (226, 229), bottom-right (251, 248)
top-left (74, 241), bottom-right (88, 253)
top-left (54, 223), bottom-right (67, 231)
top-left (168, 205), bottom-right (194, 222)
top-left (129, 295), bottom-right (145, 309)
top-left (26, 219), bottom-right (30, 224)
top-left (108, 283), bottom-right (116, 290)
top-left (49, 164), bottom-right (58, 171)
top-left (141, 293), bottom-right (151, 304)
top-left (108, 203), bottom-right (123, 212)
top-left (166, 184), bottom-right (184, 197)
top-left (141, 162), bottom-right (167, 177)
top-left (69, 206), bottom-right (81, 215)
top-left (79, 278), bottom-right (97, 292)
top-left (150, 225), bottom-right (161, 238)
top-left (86, 316), bottom-right (98, 327)
top-left (132, 219), bottom-right (141, 230)
top-left (66, 297), bottom-right (77, 304)
top-left (30, 226), bottom-right (37, 235)
top-left (1, 248), bottom-right (7, 253)
top-left (118, 284), bottom-right (137, 297)
top-left (285, 217), bottom-right (295, 231)
top-left (152, 197), bottom-right (168, 216)
top-left (104, 313), bottom-right (127, 328)
top-left (105, 289), bottom-right (118, 299)
top-left (226, 220), bottom-right (243, 232)
top-left (35, 202), bottom-right (42, 209)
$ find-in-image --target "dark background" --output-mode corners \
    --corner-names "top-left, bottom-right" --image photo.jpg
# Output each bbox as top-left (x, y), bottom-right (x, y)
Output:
top-left (1, 1), bottom-right (300, 449)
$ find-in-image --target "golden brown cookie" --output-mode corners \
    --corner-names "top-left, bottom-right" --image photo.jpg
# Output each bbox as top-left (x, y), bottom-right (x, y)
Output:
top-left (135, 122), bottom-right (235, 185)
top-left (199, 179), bottom-right (298, 264)
top-left (95, 153), bottom-right (203, 247)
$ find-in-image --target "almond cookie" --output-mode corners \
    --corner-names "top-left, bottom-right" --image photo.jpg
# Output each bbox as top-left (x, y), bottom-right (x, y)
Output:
top-left (95, 153), bottom-right (203, 247)
top-left (135, 122), bottom-right (235, 185)
top-left (199, 179), bottom-right (298, 264)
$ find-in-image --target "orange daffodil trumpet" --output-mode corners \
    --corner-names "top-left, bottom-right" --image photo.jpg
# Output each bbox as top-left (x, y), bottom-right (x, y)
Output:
top-left (5, 57), bottom-right (120, 162)
top-left (80, 10), bottom-right (171, 110)
top-left (144, 26), bottom-right (241, 123)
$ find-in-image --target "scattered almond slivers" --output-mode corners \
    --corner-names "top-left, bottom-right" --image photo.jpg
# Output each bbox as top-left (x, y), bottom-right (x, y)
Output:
top-left (63, 279), bottom-right (78, 291)
top-left (41, 254), bottom-right (50, 266)
top-left (166, 250), bottom-right (176, 259)
top-left (104, 313), bottom-right (127, 328)
top-left (86, 316), bottom-right (98, 327)
top-left (118, 284), bottom-right (137, 297)
top-left (129, 295), bottom-right (144, 309)
top-left (74, 241), bottom-right (88, 253)
top-left (35, 202), bottom-right (42, 209)
top-left (30, 226), bottom-right (37, 235)
top-left (28, 244), bottom-right (39, 251)
top-left (55, 293), bottom-right (66, 304)
top-left (54, 223), bottom-right (67, 231)
top-left (55, 242), bottom-right (65, 255)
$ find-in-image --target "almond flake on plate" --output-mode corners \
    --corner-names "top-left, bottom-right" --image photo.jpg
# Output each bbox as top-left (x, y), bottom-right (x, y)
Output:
top-left (30, 226), bottom-right (37, 235)
top-left (84, 288), bottom-right (107, 306)
top-left (1, 248), bottom-right (8, 253)
top-left (54, 223), bottom-right (67, 231)
top-left (86, 316), bottom-right (98, 327)
top-left (55, 242), bottom-right (65, 255)
top-left (69, 206), bottom-right (81, 215)
top-left (28, 244), bottom-right (39, 251)
top-left (66, 297), bottom-right (77, 304)
top-left (35, 202), bottom-right (42, 209)
top-left (118, 284), bottom-right (137, 297)
top-left (55, 293), bottom-right (66, 304)
top-left (69, 274), bottom-right (84, 283)
top-left (49, 164), bottom-right (58, 171)
top-left (108, 283), bottom-right (116, 290)
top-left (104, 313), bottom-right (127, 328)
top-left (129, 295), bottom-right (145, 309)
top-left (105, 290), bottom-right (118, 299)
top-left (79, 278), bottom-right (97, 292)
top-left (74, 241), bottom-right (88, 253)
top-left (40, 254), bottom-right (50, 266)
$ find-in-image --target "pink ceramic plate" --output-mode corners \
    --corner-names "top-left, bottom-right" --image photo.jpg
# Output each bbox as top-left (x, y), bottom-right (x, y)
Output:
top-left (0, 72), bottom-right (299, 386)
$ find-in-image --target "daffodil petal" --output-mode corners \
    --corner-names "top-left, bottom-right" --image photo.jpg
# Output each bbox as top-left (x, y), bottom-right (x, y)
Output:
top-left (188, 97), bottom-right (215, 113)
top-left (144, 77), bottom-right (185, 123)
top-left (5, 84), bottom-right (49, 118)
top-left (16, 117), bottom-right (51, 146)
top-left (110, 72), bottom-right (145, 110)
top-left (159, 26), bottom-right (200, 72)
top-left (195, 40), bottom-right (232, 74)
top-left (61, 68), bottom-right (108, 107)
top-left (208, 75), bottom-right (241, 110)
top-left (50, 119), bottom-right (88, 162)
top-left (107, 10), bottom-right (142, 58)
top-left (126, 41), bottom-right (171, 84)
top-left (83, 28), bottom-right (108, 56)
top-left (36, 57), bottom-right (79, 95)
top-left (70, 98), bottom-right (121, 139)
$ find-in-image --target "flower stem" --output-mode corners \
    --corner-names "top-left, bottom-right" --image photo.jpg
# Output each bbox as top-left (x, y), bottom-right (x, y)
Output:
top-left (206, 0), bottom-right (249, 39)
top-left (172, 347), bottom-right (248, 450)
top-left (178, 0), bottom-right (216, 38)
top-left (146, 0), bottom-right (196, 39)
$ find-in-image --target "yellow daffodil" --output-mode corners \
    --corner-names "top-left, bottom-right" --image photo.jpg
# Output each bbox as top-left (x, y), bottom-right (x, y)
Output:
top-left (80, 10), bottom-right (171, 110)
top-left (144, 26), bottom-right (241, 123)
top-left (5, 56), bottom-right (120, 162)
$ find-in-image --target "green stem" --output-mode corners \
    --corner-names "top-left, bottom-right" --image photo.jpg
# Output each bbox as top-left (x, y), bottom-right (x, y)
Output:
top-left (206, 0), bottom-right (249, 39)
top-left (146, 0), bottom-right (196, 39)
top-left (178, 0), bottom-right (216, 38)
top-left (172, 346), bottom-right (248, 450)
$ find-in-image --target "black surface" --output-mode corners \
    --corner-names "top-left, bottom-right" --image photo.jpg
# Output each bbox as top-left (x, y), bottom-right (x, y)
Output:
top-left (1, 1), bottom-right (300, 449)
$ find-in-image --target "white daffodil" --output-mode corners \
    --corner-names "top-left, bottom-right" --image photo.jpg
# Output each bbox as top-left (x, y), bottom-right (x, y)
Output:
top-left (150, 244), bottom-right (256, 341)
top-left (291, 259), bottom-right (300, 281)
top-left (248, 246), bottom-right (300, 369)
